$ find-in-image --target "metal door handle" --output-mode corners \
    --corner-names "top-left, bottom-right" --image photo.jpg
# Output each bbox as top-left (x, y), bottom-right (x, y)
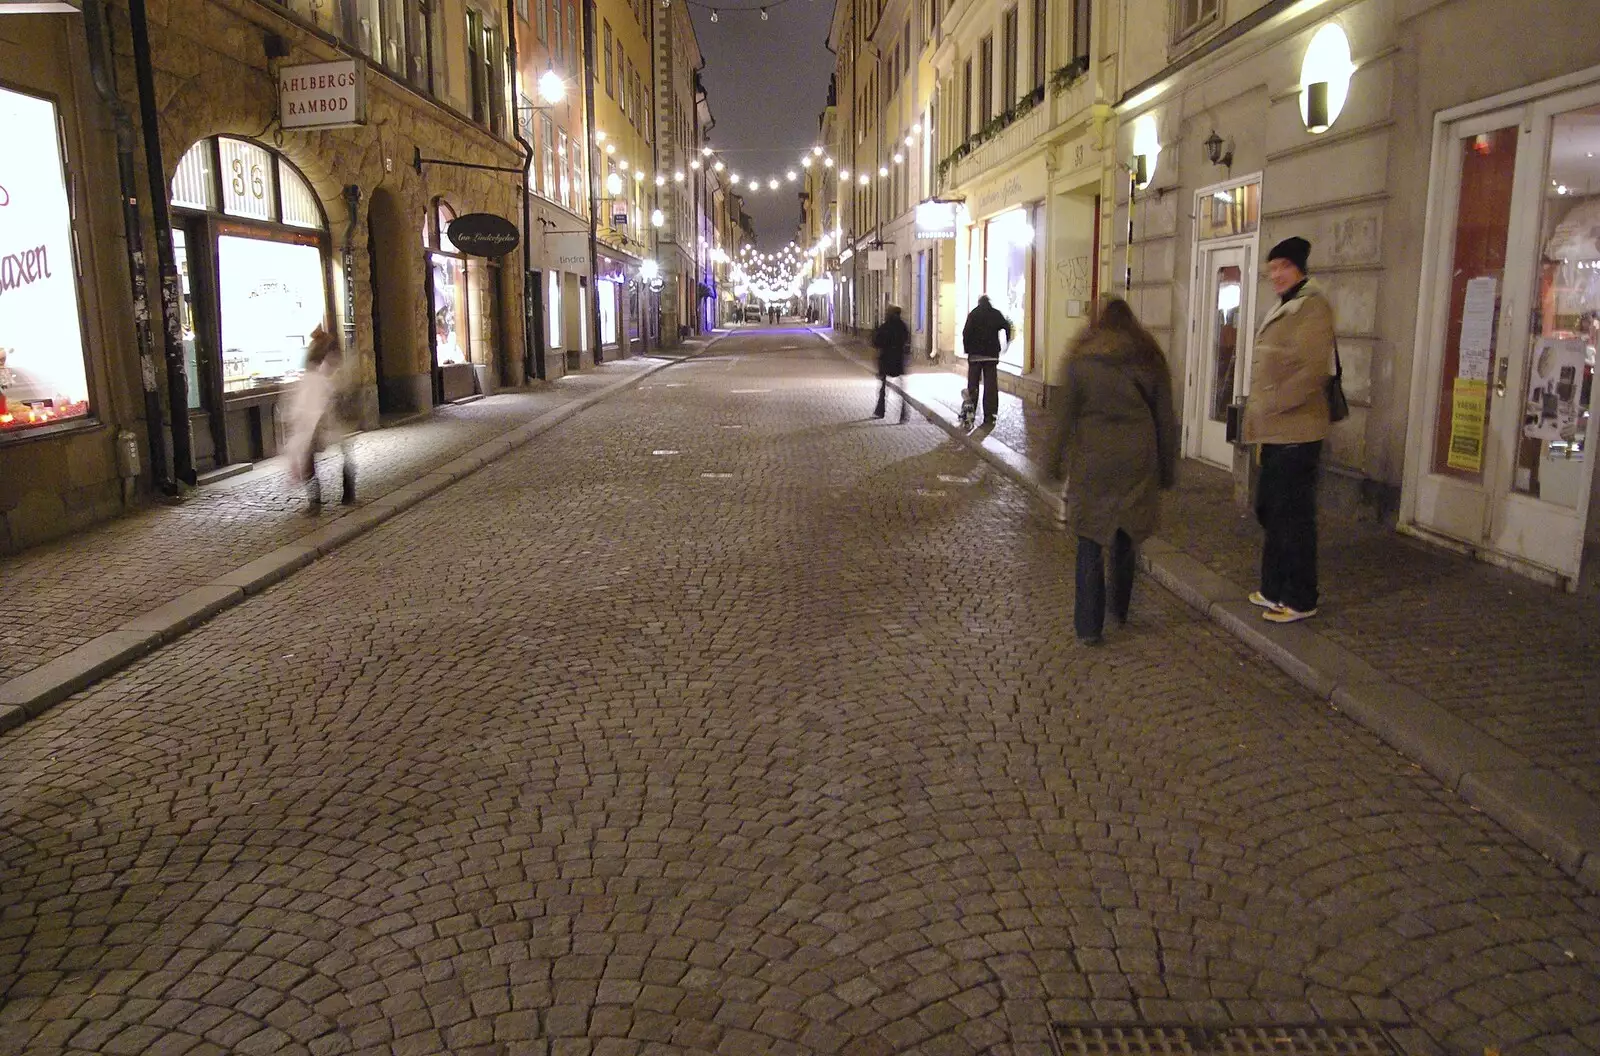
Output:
top-left (1495, 356), bottom-right (1511, 398)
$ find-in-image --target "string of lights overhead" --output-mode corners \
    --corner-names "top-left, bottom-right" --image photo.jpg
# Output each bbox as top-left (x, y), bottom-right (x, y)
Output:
top-left (591, 124), bottom-right (927, 207)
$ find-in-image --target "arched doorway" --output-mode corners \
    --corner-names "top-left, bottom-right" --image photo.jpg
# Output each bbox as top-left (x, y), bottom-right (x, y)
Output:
top-left (169, 136), bottom-right (333, 469)
top-left (425, 198), bottom-right (502, 403)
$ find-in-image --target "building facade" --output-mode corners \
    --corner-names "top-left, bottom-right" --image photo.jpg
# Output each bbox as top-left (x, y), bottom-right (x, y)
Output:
top-left (651, 0), bottom-right (705, 346)
top-left (3, 0), bottom-right (526, 554)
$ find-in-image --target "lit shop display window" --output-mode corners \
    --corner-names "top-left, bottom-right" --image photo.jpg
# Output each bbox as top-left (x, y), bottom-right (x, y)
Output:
top-left (0, 87), bottom-right (93, 435)
top-left (170, 136), bottom-right (331, 399)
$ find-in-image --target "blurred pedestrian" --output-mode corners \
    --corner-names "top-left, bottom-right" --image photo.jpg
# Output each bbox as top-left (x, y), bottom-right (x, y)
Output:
top-left (1242, 236), bottom-right (1335, 624)
top-left (1050, 297), bottom-right (1178, 646)
top-left (961, 295), bottom-right (1012, 428)
top-left (285, 324), bottom-right (356, 513)
top-left (872, 305), bottom-right (911, 422)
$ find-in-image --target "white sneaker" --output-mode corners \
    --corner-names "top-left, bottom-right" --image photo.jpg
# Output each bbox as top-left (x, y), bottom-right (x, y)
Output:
top-left (1247, 591), bottom-right (1279, 609)
top-left (1262, 605), bottom-right (1318, 624)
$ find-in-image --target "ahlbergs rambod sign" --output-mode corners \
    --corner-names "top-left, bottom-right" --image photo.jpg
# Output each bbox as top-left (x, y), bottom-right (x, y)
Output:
top-left (447, 213), bottom-right (521, 258)
top-left (279, 60), bottom-right (367, 130)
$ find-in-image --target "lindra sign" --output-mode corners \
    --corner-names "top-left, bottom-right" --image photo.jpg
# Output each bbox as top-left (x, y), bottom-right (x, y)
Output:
top-left (279, 60), bottom-right (367, 130)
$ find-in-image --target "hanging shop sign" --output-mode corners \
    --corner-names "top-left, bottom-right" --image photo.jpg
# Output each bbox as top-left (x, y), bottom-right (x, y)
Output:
top-left (279, 60), bottom-right (367, 130)
top-left (0, 86), bottom-right (91, 434)
top-left (914, 200), bottom-right (958, 240)
top-left (545, 231), bottom-right (593, 272)
top-left (867, 250), bottom-right (888, 271)
top-left (447, 213), bottom-right (520, 258)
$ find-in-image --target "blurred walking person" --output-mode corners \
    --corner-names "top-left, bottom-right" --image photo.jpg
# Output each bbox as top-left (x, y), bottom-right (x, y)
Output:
top-left (872, 305), bottom-right (911, 422)
top-left (1242, 236), bottom-right (1335, 624)
top-left (961, 295), bottom-right (1012, 428)
top-left (285, 324), bottom-right (356, 513)
top-left (1050, 298), bottom-right (1178, 645)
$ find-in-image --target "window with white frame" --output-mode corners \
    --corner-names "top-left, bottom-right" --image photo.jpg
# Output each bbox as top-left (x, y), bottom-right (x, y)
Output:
top-left (1172, 0), bottom-right (1217, 42)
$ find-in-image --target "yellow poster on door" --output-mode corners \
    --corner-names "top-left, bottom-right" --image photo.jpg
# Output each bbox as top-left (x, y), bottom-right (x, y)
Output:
top-left (1447, 379), bottom-right (1488, 472)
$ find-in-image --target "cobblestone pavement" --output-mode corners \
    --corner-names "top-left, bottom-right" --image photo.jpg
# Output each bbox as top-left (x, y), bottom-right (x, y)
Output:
top-left (875, 348), bottom-right (1600, 802)
top-left (2, 327), bottom-right (1598, 1056)
top-left (0, 359), bottom-right (660, 686)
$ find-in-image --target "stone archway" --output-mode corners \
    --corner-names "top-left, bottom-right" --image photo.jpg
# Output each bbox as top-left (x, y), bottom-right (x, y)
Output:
top-left (367, 186), bottom-right (429, 414)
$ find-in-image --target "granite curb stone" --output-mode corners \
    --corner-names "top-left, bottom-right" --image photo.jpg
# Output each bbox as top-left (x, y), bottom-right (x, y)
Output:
top-left (0, 340), bottom-right (721, 733)
top-left (816, 328), bottom-right (1600, 893)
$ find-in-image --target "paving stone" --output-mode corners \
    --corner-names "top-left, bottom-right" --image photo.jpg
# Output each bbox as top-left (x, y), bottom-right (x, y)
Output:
top-left (0, 328), bottom-right (1595, 1056)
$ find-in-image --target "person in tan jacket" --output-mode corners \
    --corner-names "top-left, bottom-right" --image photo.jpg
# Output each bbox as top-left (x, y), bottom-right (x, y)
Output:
top-left (1242, 236), bottom-right (1335, 623)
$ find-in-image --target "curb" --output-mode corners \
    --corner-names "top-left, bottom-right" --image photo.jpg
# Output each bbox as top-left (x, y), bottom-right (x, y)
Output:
top-left (0, 340), bottom-right (722, 735)
top-left (816, 328), bottom-right (1600, 894)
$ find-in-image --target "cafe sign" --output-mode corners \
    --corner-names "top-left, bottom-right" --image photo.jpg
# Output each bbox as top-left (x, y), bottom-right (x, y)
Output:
top-left (279, 60), bottom-right (367, 130)
top-left (447, 213), bottom-right (520, 258)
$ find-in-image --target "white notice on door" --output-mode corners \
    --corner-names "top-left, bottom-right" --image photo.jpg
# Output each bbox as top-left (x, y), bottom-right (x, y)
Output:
top-left (1458, 276), bottom-right (1497, 381)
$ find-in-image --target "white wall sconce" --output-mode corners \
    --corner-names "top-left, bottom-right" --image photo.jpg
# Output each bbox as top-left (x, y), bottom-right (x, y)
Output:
top-left (1131, 114), bottom-right (1161, 189)
top-left (1300, 23), bottom-right (1354, 134)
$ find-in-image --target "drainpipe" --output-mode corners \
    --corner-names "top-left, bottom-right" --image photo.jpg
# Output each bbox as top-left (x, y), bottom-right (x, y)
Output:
top-left (127, 0), bottom-right (195, 485)
top-left (82, 0), bottom-right (175, 495)
top-left (582, 0), bottom-right (603, 364)
top-left (507, 0), bottom-right (544, 380)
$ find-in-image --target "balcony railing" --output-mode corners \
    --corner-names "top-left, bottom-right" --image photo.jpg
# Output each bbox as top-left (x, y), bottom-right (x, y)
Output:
top-left (949, 99), bottom-right (1051, 188)
top-left (936, 59), bottom-right (1093, 192)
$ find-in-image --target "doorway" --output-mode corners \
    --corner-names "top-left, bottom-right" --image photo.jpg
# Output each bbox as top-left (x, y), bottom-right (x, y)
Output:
top-left (1404, 79), bottom-right (1600, 588)
top-left (1185, 178), bottom-right (1261, 469)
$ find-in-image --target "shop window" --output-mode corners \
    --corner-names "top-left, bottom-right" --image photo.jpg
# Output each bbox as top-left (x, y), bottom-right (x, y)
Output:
top-left (1172, 0), bottom-right (1217, 43)
top-left (466, 9), bottom-right (504, 134)
top-left (548, 271), bottom-right (562, 348)
top-left (170, 138), bottom-right (331, 402)
top-left (0, 86), bottom-right (93, 435)
top-left (542, 115), bottom-right (557, 201)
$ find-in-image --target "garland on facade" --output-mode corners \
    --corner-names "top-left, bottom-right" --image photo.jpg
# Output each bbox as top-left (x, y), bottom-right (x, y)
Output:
top-left (933, 61), bottom-right (1090, 189)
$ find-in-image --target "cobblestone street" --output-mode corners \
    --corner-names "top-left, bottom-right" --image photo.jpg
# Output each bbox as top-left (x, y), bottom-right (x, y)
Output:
top-left (1, 329), bottom-right (1597, 1056)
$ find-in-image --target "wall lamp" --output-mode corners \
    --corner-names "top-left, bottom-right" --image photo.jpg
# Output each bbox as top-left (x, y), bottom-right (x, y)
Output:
top-left (1203, 130), bottom-right (1233, 168)
top-left (1300, 23), bottom-right (1353, 134)
top-left (1130, 153), bottom-right (1150, 188)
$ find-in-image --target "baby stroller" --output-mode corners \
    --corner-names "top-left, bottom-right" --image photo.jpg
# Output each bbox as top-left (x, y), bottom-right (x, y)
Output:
top-left (957, 388), bottom-right (977, 429)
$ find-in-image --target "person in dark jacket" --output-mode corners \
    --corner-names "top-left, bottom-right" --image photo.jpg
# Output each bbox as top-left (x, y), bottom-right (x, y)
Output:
top-left (1049, 298), bottom-right (1179, 645)
top-left (872, 305), bottom-right (911, 421)
top-left (961, 295), bottom-right (1012, 427)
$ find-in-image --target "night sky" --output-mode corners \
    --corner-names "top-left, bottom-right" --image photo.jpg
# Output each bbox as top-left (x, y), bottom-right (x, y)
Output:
top-left (688, 0), bottom-right (836, 251)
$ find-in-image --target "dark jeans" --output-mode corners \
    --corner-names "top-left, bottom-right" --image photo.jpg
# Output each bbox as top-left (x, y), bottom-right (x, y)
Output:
top-left (1075, 531), bottom-right (1135, 640)
top-left (874, 374), bottom-right (907, 419)
top-left (967, 359), bottom-right (999, 420)
top-left (1256, 441), bottom-right (1321, 612)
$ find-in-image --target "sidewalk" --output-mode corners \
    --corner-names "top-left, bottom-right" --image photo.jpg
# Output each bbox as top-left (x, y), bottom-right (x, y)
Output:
top-left (823, 329), bottom-right (1600, 893)
top-left (0, 341), bottom-right (718, 729)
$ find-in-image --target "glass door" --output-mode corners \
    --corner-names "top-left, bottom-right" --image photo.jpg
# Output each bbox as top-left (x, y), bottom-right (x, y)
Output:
top-left (1407, 84), bottom-right (1600, 586)
top-left (1483, 91), bottom-right (1600, 582)
top-left (1189, 243), bottom-right (1253, 468)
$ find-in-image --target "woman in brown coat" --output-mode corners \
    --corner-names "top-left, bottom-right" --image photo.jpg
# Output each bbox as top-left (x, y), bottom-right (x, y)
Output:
top-left (1051, 298), bottom-right (1179, 645)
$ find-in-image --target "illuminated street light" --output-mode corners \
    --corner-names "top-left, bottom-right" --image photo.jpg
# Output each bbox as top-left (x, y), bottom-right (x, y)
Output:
top-left (538, 69), bottom-right (566, 104)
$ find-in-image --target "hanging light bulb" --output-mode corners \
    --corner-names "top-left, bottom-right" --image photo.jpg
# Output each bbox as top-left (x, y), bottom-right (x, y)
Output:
top-left (655, 174), bottom-right (666, 186)
top-left (824, 156), bottom-right (834, 167)
top-left (768, 178), bottom-right (780, 190)
top-left (690, 159), bottom-right (702, 170)
top-left (859, 173), bottom-right (869, 184)
top-left (709, 8), bottom-right (718, 20)
top-left (729, 170), bottom-right (739, 181)
top-left (713, 161), bottom-right (724, 172)
top-left (674, 171), bottom-right (685, 182)
top-left (634, 170), bottom-right (645, 182)
top-left (618, 159), bottom-right (630, 170)
top-left (759, 6), bottom-right (767, 17)
top-left (893, 153), bottom-right (903, 164)
top-left (787, 171), bottom-right (798, 181)
top-left (878, 166), bottom-right (888, 177)
top-left (839, 168), bottom-right (849, 178)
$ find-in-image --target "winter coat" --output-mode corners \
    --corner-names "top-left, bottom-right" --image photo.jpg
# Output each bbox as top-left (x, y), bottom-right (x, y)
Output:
top-left (1242, 279), bottom-right (1336, 445)
top-left (873, 315), bottom-right (911, 377)
top-left (962, 301), bottom-right (1012, 362)
top-left (284, 357), bottom-right (347, 481)
top-left (1053, 327), bottom-right (1179, 546)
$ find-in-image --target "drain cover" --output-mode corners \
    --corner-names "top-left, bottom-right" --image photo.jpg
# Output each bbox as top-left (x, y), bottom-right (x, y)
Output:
top-left (1051, 1023), bottom-right (1401, 1056)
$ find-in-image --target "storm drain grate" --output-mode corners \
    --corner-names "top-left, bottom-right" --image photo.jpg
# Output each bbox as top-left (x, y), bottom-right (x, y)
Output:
top-left (1051, 1023), bottom-right (1401, 1056)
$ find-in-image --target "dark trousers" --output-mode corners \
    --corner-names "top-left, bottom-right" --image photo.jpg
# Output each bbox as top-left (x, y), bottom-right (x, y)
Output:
top-left (305, 441), bottom-right (357, 507)
top-left (1075, 531), bottom-right (1135, 640)
top-left (967, 359), bottom-right (999, 421)
top-left (1256, 441), bottom-right (1321, 612)
top-left (874, 374), bottom-right (907, 419)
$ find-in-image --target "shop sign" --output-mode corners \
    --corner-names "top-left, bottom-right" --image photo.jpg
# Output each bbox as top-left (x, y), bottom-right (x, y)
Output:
top-left (914, 200), bottom-right (958, 240)
top-left (969, 155), bottom-right (1048, 220)
top-left (546, 231), bottom-right (592, 271)
top-left (279, 60), bottom-right (367, 130)
top-left (867, 250), bottom-right (887, 271)
top-left (0, 87), bottom-right (91, 434)
top-left (447, 213), bottom-right (520, 258)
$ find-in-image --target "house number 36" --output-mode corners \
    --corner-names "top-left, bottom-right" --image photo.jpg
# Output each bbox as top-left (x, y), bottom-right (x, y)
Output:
top-left (231, 159), bottom-right (266, 201)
